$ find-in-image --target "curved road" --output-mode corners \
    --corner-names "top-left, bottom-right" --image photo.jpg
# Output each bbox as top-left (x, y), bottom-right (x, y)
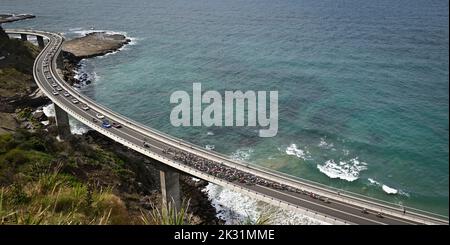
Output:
top-left (6, 29), bottom-right (448, 225)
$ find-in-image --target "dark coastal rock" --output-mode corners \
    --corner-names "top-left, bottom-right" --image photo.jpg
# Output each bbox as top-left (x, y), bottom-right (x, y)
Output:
top-left (32, 111), bottom-right (47, 121)
top-left (82, 130), bottom-right (222, 224)
top-left (0, 112), bottom-right (18, 135)
top-left (0, 25), bottom-right (8, 40)
top-left (0, 13), bottom-right (35, 24)
top-left (61, 32), bottom-right (130, 86)
top-left (0, 88), bottom-right (50, 113)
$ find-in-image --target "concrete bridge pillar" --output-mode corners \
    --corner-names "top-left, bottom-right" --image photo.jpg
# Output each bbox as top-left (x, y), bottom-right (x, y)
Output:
top-left (37, 36), bottom-right (45, 49)
top-left (54, 104), bottom-right (71, 139)
top-left (160, 168), bottom-right (181, 211)
top-left (20, 34), bottom-right (27, 41)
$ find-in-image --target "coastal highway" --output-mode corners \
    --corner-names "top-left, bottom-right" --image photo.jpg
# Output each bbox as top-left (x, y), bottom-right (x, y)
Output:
top-left (6, 29), bottom-right (449, 225)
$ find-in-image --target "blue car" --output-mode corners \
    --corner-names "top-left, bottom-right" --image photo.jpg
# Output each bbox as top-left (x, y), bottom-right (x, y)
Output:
top-left (102, 120), bottom-right (111, 128)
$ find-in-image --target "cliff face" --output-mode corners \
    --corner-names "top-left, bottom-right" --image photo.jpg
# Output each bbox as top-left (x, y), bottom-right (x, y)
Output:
top-left (0, 26), bottom-right (47, 111)
top-left (0, 25), bottom-right (8, 41)
top-left (0, 25), bottom-right (49, 134)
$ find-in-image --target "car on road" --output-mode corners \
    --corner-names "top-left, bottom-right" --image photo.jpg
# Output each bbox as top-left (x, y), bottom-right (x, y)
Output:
top-left (52, 90), bottom-right (59, 95)
top-left (63, 91), bottom-right (70, 97)
top-left (71, 98), bottom-right (79, 104)
top-left (92, 117), bottom-right (98, 123)
top-left (143, 141), bottom-right (151, 148)
top-left (81, 104), bottom-right (90, 111)
top-left (56, 86), bottom-right (62, 91)
top-left (46, 75), bottom-right (52, 79)
top-left (112, 122), bottom-right (122, 128)
top-left (51, 83), bottom-right (57, 87)
top-left (102, 120), bottom-right (111, 128)
top-left (96, 113), bottom-right (105, 119)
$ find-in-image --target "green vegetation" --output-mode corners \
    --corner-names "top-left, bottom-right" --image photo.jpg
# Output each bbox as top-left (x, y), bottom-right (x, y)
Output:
top-left (0, 167), bottom-right (125, 224)
top-left (0, 27), bottom-right (40, 96)
top-left (240, 208), bottom-right (275, 225)
top-left (0, 129), bottom-right (148, 224)
top-left (140, 199), bottom-right (194, 225)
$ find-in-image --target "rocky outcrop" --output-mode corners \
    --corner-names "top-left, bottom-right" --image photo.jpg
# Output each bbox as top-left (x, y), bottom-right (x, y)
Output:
top-left (0, 25), bottom-right (8, 40)
top-left (0, 13), bottom-right (35, 24)
top-left (0, 112), bottom-right (17, 134)
top-left (61, 32), bottom-right (130, 86)
top-left (62, 32), bottom-right (130, 59)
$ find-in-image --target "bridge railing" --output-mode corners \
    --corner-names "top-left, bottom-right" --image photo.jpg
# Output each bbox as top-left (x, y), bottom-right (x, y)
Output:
top-left (47, 95), bottom-right (350, 225)
top-left (44, 31), bottom-right (447, 223)
top-left (14, 29), bottom-right (448, 224)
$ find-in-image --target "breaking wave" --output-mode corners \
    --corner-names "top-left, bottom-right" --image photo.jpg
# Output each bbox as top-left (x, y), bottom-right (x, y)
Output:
top-left (317, 158), bottom-right (367, 182)
top-left (285, 143), bottom-right (311, 160)
top-left (42, 103), bottom-right (91, 135)
top-left (318, 138), bottom-right (334, 149)
top-left (368, 178), bottom-right (410, 197)
top-left (230, 148), bottom-right (254, 161)
top-left (201, 148), bottom-right (327, 224)
top-left (204, 184), bottom-right (328, 225)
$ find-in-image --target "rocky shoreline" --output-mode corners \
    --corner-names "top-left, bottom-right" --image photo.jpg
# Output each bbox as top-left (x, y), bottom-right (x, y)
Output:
top-left (83, 130), bottom-right (223, 225)
top-left (1, 25), bottom-right (223, 224)
top-left (61, 32), bottom-right (130, 86)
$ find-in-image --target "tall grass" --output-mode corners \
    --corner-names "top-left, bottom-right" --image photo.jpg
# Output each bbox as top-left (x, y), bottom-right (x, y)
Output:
top-left (240, 208), bottom-right (275, 225)
top-left (0, 165), bottom-right (126, 224)
top-left (140, 198), bottom-right (193, 225)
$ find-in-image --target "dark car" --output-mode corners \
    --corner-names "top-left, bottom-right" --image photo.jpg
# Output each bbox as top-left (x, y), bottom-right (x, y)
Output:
top-left (112, 122), bottom-right (122, 128)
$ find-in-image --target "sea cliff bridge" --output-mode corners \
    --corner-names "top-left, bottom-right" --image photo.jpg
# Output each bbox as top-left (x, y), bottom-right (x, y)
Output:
top-left (5, 29), bottom-right (448, 225)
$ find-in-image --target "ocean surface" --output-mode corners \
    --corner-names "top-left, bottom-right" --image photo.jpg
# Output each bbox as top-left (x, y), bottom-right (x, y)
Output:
top-left (2, 0), bottom-right (448, 217)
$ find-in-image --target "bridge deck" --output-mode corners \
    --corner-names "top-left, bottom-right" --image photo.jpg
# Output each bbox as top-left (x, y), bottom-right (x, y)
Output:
top-left (6, 29), bottom-right (448, 225)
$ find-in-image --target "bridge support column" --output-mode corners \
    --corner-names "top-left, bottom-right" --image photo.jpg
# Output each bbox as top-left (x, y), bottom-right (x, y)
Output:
top-left (54, 104), bottom-right (71, 139)
top-left (37, 36), bottom-right (45, 49)
top-left (20, 34), bottom-right (27, 41)
top-left (160, 168), bottom-right (181, 211)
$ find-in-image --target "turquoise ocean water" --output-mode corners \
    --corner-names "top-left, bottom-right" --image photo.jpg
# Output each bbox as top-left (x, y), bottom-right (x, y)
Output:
top-left (2, 0), bottom-right (448, 215)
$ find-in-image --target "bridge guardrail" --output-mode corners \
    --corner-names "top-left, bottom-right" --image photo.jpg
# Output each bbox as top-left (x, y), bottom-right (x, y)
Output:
top-left (10, 29), bottom-right (448, 224)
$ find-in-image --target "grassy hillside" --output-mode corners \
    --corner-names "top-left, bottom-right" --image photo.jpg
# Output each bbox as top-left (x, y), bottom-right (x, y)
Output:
top-left (0, 26), bottom-right (40, 97)
top-left (0, 129), bottom-right (149, 224)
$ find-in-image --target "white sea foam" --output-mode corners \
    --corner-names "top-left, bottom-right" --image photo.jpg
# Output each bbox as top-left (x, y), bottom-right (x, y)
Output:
top-left (205, 144), bottom-right (215, 150)
top-left (317, 158), bottom-right (367, 182)
top-left (318, 138), bottom-right (334, 149)
top-left (367, 178), bottom-right (409, 197)
top-left (42, 103), bottom-right (91, 135)
top-left (204, 183), bottom-right (328, 225)
top-left (285, 143), bottom-right (311, 160)
top-left (69, 121), bottom-right (90, 135)
top-left (382, 185), bottom-right (398, 194)
top-left (73, 60), bottom-right (99, 85)
top-left (71, 29), bottom-right (139, 52)
top-left (202, 148), bottom-right (327, 225)
top-left (230, 148), bottom-right (254, 161)
top-left (42, 103), bottom-right (55, 117)
top-left (368, 178), bottom-right (381, 186)
top-left (206, 131), bottom-right (215, 136)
